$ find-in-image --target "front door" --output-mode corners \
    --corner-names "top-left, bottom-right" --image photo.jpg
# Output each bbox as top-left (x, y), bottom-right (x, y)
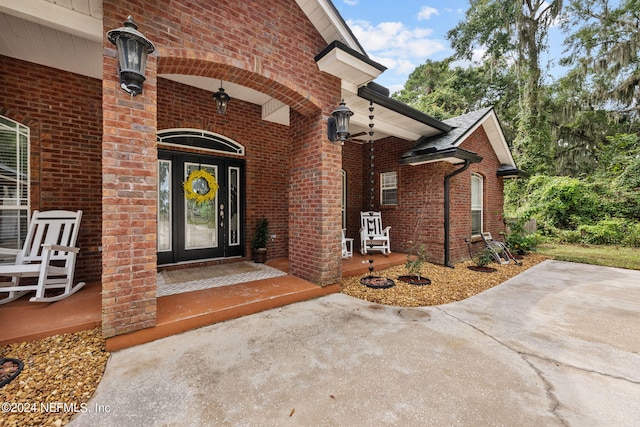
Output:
top-left (157, 150), bottom-right (244, 265)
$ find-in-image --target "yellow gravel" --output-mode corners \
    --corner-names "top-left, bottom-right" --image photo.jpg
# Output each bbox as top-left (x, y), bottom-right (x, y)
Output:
top-left (0, 253), bottom-right (547, 426)
top-left (0, 328), bottom-right (109, 427)
top-left (341, 253), bottom-right (550, 306)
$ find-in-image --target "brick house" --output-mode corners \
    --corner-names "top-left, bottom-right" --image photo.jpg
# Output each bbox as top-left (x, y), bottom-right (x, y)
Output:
top-left (0, 0), bottom-right (522, 338)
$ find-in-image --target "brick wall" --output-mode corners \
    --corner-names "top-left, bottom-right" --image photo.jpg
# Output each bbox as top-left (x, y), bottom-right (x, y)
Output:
top-left (342, 141), bottom-right (364, 246)
top-left (100, 0), bottom-right (344, 336)
top-left (343, 122), bottom-right (506, 265)
top-left (461, 125), bottom-right (506, 259)
top-left (102, 3), bottom-right (159, 337)
top-left (0, 56), bottom-right (102, 283)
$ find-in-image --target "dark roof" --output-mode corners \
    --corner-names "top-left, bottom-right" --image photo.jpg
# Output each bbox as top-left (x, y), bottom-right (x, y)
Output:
top-left (400, 107), bottom-right (493, 165)
top-left (497, 164), bottom-right (530, 179)
top-left (419, 107), bottom-right (493, 151)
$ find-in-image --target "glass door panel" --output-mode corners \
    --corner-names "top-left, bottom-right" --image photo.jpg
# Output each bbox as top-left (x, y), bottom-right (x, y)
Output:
top-left (184, 163), bottom-right (218, 250)
top-left (228, 166), bottom-right (240, 247)
top-left (157, 160), bottom-right (172, 252)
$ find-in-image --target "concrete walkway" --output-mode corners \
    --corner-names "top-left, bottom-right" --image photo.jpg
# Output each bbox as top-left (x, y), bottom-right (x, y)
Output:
top-left (70, 260), bottom-right (640, 426)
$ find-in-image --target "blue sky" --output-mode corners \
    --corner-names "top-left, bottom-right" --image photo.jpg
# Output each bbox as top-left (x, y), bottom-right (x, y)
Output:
top-left (334, 1), bottom-right (568, 94)
top-left (334, 0), bottom-right (472, 93)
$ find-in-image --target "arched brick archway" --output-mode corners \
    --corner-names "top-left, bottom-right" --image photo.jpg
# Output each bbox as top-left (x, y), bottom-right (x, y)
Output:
top-left (157, 48), bottom-right (321, 117)
top-left (102, 3), bottom-right (343, 338)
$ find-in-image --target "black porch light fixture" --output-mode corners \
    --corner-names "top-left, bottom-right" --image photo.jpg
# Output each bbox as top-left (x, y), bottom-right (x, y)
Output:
top-left (107, 16), bottom-right (156, 96)
top-left (213, 81), bottom-right (231, 115)
top-left (328, 99), bottom-right (354, 144)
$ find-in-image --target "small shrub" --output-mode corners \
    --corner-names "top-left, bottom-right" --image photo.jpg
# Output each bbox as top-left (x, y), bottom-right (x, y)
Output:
top-left (405, 242), bottom-right (428, 277)
top-left (473, 248), bottom-right (495, 267)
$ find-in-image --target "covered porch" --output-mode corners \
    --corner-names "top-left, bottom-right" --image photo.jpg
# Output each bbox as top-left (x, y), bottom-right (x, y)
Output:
top-left (0, 253), bottom-right (405, 350)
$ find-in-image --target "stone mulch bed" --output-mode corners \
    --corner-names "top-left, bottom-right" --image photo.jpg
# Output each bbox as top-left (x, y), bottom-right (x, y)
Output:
top-left (0, 328), bottom-right (109, 427)
top-left (0, 253), bottom-right (548, 426)
top-left (341, 253), bottom-right (550, 306)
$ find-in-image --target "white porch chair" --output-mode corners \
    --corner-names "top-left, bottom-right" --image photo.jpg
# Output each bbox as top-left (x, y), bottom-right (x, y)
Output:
top-left (0, 210), bottom-right (85, 304)
top-left (341, 229), bottom-right (353, 259)
top-left (360, 211), bottom-right (391, 255)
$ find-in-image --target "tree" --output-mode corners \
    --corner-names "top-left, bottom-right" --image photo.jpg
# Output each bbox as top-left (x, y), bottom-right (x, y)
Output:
top-left (393, 58), bottom-right (520, 135)
top-left (562, 0), bottom-right (640, 114)
top-left (548, 0), bottom-right (640, 175)
top-left (447, 0), bottom-right (563, 173)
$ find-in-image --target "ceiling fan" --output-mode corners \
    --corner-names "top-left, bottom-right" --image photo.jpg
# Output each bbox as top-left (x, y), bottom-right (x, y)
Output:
top-left (346, 131), bottom-right (368, 143)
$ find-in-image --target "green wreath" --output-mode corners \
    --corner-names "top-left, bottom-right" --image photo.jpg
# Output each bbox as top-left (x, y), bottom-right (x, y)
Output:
top-left (183, 169), bottom-right (219, 204)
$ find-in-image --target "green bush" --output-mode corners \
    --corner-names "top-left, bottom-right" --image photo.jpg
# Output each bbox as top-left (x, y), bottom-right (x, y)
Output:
top-left (578, 218), bottom-right (629, 245)
top-left (503, 218), bottom-right (537, 254)
top-left (473, 247), bottom-right (495, 267)
top-left (505, 171), bottom-right (640, 248)
top-left (519, 175), bottom-right (604, 230)
top-left (622, 223), bottom-right (640, 247)
top-left (556, 229), bottom-right (582, 244)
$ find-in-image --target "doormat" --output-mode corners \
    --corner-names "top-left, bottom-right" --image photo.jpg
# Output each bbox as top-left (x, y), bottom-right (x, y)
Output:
top-left (157, 262), bottom-right (287, 297)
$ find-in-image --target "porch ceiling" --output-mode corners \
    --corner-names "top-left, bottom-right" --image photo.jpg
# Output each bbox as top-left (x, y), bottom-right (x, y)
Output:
top-left (342, 90), bottom-right (446, 143)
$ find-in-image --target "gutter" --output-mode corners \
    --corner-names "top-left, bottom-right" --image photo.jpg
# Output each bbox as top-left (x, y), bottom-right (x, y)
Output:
top-left (357, 85), bottom-right (453, 133)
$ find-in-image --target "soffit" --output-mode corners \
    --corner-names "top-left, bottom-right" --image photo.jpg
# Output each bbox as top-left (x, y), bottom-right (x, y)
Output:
top-left (295, 0), bottom-right (365, 55)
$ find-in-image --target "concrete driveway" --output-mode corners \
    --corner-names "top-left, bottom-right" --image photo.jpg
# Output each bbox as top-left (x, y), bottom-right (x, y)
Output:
top-left (71, 260), bottom-right (640, 426)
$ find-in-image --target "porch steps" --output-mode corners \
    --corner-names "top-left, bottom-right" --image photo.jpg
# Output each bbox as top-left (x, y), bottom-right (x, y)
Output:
top-left (0, 282), bottom-right (102, 346)
top-left (1, 253), bottom-right (405, 350)
top-left (105, 276), bottom-right (339, 352)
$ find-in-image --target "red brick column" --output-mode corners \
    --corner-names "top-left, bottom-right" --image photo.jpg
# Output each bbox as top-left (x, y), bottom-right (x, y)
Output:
top-left (289, 113), bottom-right (343, 285)
top-left (101, 13), bottom-right (158, 338)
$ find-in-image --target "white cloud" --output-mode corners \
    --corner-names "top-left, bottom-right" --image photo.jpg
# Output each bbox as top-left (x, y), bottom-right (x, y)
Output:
top-left (347, 19), bottom-right (447, 80)
top-left (417, 6), bottom-right (439, 20)
top-left (343, 0), bottom-right (358, 5)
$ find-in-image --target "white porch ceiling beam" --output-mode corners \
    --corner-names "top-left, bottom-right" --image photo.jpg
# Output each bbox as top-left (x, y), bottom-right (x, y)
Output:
top-left (0, 0), bottom-right (102, 42)
top-left (350, 112), bottom-right (422, 141)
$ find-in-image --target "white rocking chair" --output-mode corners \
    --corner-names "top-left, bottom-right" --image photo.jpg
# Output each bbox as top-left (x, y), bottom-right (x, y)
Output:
top-left (360, 211), bottom-right (391, 255)
top-left (341, 229), bottom-right (353, 259)
top-left (0, 210), bottom-right (85, 304)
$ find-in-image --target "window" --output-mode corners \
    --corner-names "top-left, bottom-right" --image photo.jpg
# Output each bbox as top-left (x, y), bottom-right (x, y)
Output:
top-left (471, 173), bottom-right (483, 235)
top-left (0, 115), bottom-right (30, 260)
top-left (380, 171), bottom-right (397, 205)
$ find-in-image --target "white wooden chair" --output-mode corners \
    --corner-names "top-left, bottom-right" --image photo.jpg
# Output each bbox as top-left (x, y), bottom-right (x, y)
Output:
top-left (0, 210), bottom-right (85, 304)
top-left (341, 229), bottom-right (353, 259)
top-left (360, 211), bottom-right (391, 255)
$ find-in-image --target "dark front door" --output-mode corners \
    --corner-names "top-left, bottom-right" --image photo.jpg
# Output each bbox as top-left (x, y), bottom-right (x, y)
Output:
top-left (157, 150), bottom-right (244, 265)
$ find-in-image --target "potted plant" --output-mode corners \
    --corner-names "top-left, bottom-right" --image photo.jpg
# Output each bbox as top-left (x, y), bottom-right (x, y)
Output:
top-left (251, 217), bottom-right (269, 263)
top-left (398, 242), bottom-right (431, 285)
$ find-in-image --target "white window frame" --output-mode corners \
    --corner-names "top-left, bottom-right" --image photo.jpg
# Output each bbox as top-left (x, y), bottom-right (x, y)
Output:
top-left (0, 115), bottom-right (30, 257)
top-left (471, 173), bottom-right (483, 236)
top-left (380, 171), bottom-right (398, 205)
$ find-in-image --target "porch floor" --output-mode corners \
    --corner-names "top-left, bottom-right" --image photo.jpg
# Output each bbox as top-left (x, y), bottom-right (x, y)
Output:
top-left (0, 252), bottom-right (405, 350)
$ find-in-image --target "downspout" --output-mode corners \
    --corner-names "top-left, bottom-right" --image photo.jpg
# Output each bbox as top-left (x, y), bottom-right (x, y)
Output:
top-left (444, 160), bottom-right (471, 268)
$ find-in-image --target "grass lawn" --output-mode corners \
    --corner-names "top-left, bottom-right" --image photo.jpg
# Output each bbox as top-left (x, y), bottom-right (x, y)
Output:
top-left (536, 243), bottom-right (640, 270)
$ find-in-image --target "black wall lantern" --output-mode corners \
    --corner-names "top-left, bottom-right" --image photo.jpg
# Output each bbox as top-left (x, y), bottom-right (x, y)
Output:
top-left (107, 16), bottom-right (156, 96)
top-left (328, 99), bottom-right (354, 144)
top-left (213, 81), bottom-right (231, 115)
